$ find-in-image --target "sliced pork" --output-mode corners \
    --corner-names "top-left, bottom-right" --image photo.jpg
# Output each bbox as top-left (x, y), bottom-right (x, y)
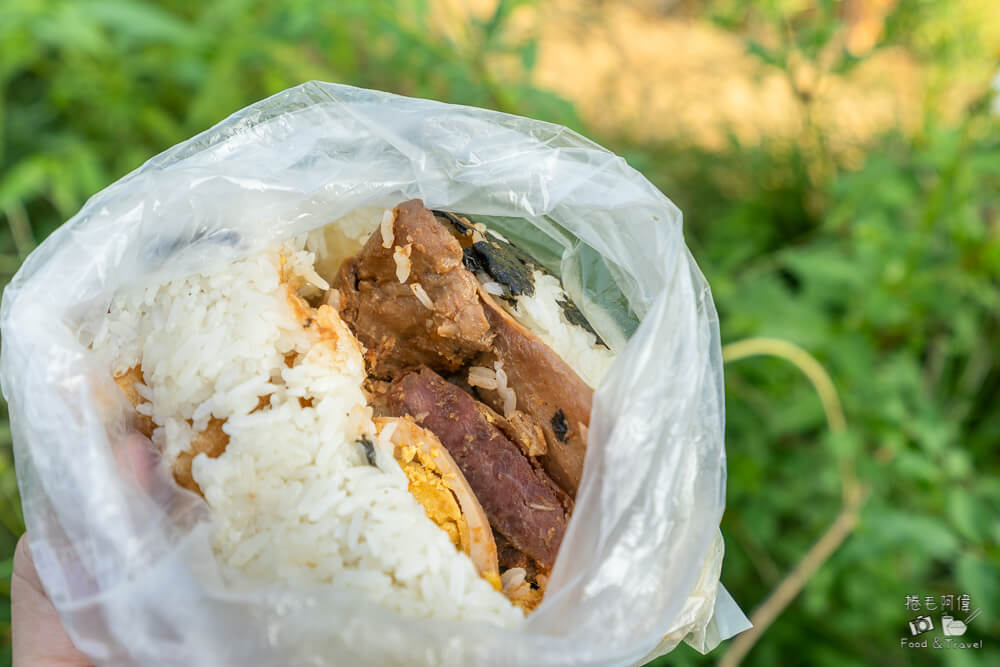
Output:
top-left (387, 366), bottom-right (571, 572)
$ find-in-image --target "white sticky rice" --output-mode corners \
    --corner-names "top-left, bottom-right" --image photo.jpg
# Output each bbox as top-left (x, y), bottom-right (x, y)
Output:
top-left (90, 236), bottom-right (522, 626)
top-left (497, 270), bottom-right (615, 389)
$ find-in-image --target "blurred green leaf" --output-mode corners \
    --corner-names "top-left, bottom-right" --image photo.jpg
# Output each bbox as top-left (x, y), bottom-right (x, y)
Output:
top-left (946, 490), bottom-right (990, 543)
top-left (0, 159), bottom-right (47, 212)
top-left (956, 553), bottom-right (999, 616)
top-left (85, 0), bottom-right (197, 46)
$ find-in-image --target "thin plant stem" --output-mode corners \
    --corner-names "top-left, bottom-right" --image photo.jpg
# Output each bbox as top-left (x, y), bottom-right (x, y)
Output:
top-left (718, 337), bottom-right (866, 667)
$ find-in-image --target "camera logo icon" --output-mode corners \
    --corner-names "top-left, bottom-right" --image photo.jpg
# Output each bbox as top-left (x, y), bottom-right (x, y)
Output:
top-left (909, 615), bottom-right (934, 636)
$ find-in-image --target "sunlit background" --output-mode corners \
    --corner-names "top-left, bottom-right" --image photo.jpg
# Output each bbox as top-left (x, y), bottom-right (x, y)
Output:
top-left (1, 1), bottom-right (998, 665)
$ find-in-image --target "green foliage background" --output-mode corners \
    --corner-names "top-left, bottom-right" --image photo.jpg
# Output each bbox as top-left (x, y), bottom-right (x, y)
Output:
top-left (1, 1), bottom-right (998, 665)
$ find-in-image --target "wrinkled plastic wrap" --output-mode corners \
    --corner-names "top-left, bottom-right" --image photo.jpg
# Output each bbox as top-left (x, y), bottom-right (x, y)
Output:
top-left (0, 82), bottom-right (749, 666)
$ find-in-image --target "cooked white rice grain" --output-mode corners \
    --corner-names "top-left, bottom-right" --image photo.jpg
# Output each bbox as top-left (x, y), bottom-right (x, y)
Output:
top-left (393, 244), bottom-right (412, 283)
top-left (285, 250), bottom-right (330, 291)
top-left (467, 366), bottom-right (498, 391)
top-left (494, 361), bottom-right (517, 417)
top-left (410, 283), bottom-right (433, 309)
top-left (380, 209), bottom-right (395, 248)
top-left (501, 567), bottom-right (527, 592)
top-left (324, 288), bottom-right (341, 310)
top-left (482, 281), bottom-right (504, 296)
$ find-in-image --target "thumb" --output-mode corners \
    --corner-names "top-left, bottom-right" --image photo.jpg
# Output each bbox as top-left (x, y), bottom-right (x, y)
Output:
top-left (12, 533), bottom-right (92, 666)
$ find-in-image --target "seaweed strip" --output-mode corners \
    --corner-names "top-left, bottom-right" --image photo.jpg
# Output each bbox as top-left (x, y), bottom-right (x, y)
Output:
top-left (550, 410), bottom-right (569, 443)
top-left (557, 298), bottom-right (606, 347)
top-left (436, 209), bottom-right (607, 346)
top-left (357, 437), bottom-right (378, 466)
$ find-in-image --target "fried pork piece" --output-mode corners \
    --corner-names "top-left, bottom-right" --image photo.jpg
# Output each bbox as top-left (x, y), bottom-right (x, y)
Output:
top-left (113, 366), bottom-right (155, 437)
top-left (473, 287), bottom-right (593, 497)
top-left (334, 200), bottom-right (494, 378)
top-left (387, 366), bottom-right (572, 573)
top-left (114, 365), bottom-right (228, 495)
top-left (333, 198), bottom-right (593, 498)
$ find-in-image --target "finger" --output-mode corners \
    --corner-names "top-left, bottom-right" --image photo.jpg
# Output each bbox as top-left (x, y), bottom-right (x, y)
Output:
top-left (12, 533), bottom-right (92, 666)
top-left (112, 431), bottom-right (180, 509)
top-left (112, 432), bottom-right (159, 493)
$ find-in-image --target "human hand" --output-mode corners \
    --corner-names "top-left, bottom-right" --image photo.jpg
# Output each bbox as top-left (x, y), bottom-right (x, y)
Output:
top-left (12, 533), bottom-right (92, 666)
top-left (11, 433), bottom-right (159, 667)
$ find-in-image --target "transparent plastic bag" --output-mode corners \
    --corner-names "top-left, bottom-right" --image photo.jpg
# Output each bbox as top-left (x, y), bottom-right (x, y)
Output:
top-left (0, 81), bottom-right (749, 666)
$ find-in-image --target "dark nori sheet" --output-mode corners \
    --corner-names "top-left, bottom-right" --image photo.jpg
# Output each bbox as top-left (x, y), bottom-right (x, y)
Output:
top-left (462, 241), bottom-right (536, 297)
top-left (358, 437), bottom-right (378, 466)
top-left (433, 209), bottom-right (606, 347)
top-left (550, 409), bottom-right (569, 443)
top-left (556, 297), bottom-right (604, 345)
